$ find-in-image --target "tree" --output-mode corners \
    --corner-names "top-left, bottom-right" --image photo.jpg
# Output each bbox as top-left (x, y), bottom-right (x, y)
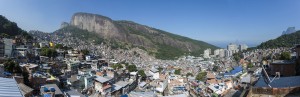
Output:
top-left (186, 72), bottom-right (193, 77)
top-left (247, 63), bottom-right (254, 68)
top-left (4, 59), bottom-right (21, 73)
top-left (41, 47), bottom-right (57, 58)
top-left (54, 44), bottom-right (63, 49)
top-left (111, 64), bottom-right (123, 70)
top-left (138, 70), bottom-right (146, 77)
top-left (81, 49), bottom-right (90, 55)
top-left (196, 72), bottom-right (207, 81)
top-left (174, 69), bottom-right (181, 75)
top-left (157, 67), bottom-right (163, 72)
top-left (280, 52), bottom-right (291, 60)
top-left (127, 65), bottom-right (137, 72)
top-left (212, 65), bottom-right (219, 72)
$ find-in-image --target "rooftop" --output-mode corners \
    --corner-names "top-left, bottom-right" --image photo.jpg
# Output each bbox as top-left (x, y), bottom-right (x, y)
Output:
top-left (41, 84), bottom-right (63, 95)
top-left (271, 60), bottom-right (294, 65)
top-left (18, 83), bottom-right (34, 96)
top-left (254, 76), bottom-right (300, 88)
top-left (0, 77), bottom-right (22, 97)
top-left (94, 76), bottom-right (113, 83)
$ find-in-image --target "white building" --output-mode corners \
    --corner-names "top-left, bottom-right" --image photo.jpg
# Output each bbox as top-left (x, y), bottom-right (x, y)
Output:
top-left (214, 49), bottom-right (220, 56)
top-left (149, 68), bottom-right (159, 80)
top-left (204, 48), bottom-right (211, 58)
top-left (224, 49), bottom-right (231, 57)
top-left (219, 49), bottom-right (225, 58)
top-left (239, 44), bottom-right (248, 51)
top-left (227, 43), bottom-right (238, 53)
top-left (3, 38), bottom-right (13, 57)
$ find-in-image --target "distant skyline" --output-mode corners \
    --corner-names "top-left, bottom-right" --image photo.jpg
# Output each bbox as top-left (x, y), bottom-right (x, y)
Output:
top-left (1, 0), bottom-right (300, 48)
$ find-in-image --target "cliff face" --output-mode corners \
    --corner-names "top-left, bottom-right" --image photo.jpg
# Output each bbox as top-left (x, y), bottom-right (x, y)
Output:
top-left (67, 12), bottom-right (218, 59)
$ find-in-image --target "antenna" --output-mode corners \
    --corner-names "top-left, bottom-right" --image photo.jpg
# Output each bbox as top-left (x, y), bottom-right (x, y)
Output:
top-left (261, 65), bottom-right (280, 88)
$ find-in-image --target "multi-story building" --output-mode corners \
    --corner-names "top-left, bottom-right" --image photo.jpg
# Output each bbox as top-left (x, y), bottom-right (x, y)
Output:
top-left (239, 44), bottom-right (248, 51)
top-left (94, 76), bottom-right (113, 95)
top-left (0, 40), bottom-right (4, 57)
top-left (204, 48), bottom-right (211, 58)
top-left (214, 49), bottom-right (220, 56)
top-left (219, 49), bottom-right (225, 58)
top-left (3, 38), bottom-right (13, 57)
top-left (227, 43), bottom-right (238, 53)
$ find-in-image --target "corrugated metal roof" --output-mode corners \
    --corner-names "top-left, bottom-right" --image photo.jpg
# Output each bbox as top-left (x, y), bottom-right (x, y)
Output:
top-left (0, 77), bottom-right (22, 97)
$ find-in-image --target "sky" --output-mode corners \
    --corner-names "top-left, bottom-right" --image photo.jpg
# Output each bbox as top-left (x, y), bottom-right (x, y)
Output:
top-left (1, 0), bottom-right (300, 48)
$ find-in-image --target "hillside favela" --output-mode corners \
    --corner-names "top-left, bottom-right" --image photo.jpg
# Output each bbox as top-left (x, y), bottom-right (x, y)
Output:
top-left (1, 1), bottom-right (300, 97)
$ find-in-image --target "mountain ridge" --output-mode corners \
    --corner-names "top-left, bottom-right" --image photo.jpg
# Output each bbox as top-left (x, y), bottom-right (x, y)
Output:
top-left (55, 12), bottom-right (219, 59)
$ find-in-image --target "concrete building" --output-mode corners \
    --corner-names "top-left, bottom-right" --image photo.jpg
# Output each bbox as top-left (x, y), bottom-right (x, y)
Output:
top-left (204, 48), bottom-right (211, 58)
top-left (94, 76), bottom-right (113, 95)
top-left (3, 38), bottom-right (13, 57)
top-left (227, 43), bottom-right (238, 53)
top-left (214, 49), bottom-right (220, 56)
top-left (269, 60), bottom-right (296, 77)
top-left (219, 49), bottom-right (225, 58)
top-left (239, 44), bottom-right (248, 52)
top-left (0, 40), bottom-right (4, 57)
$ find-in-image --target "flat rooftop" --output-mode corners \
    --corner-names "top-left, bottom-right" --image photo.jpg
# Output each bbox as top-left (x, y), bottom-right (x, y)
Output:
top-left (254, 76), bottom-right (300, 88)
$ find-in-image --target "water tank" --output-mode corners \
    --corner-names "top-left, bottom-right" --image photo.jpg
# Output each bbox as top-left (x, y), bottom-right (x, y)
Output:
top-left (50, 87), bottom-right (56, 92)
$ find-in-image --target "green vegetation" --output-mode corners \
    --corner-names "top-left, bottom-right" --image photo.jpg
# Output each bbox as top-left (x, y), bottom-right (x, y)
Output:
top-left (138, 70), bottom-right (146, 77)
top-left (41, 47), bottom-right (58, 58)
top-left (0, 15), bottom-right (32, 39)
top-left (212, 65), bottom-right (219, 72)
top-left (186, 72), bottom-right (193, 77)
top-left (174, 69), bottom-right (181, 75)
top-left (233, 51), bottom-right (244, 61)
top-left (247, 63), bottom-right (254, 68)
top-left (4, 59), bottom-right (21, 73)
top-left (126, 65), bottom-right (137, 72)
top-left (196, 72), bottom-right (207, 81)
top-left (81, 49), bottom-right (90, 55)
top-left (111, 64), bottom-right (123, 70)
top-left (116, 21), bottom-right (219, 60)
top-left (157, 67), bottom-right (163, 72)
top-left (257, 30), bottom-right (300, 49)
top-left (280, 52), bottom-right (291, 60)
top-left (155, 44), bottom-right (185, 60)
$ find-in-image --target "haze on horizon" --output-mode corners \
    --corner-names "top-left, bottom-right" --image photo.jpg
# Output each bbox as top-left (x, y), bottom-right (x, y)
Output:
top-left (1, 0), bottom-right (300, 48)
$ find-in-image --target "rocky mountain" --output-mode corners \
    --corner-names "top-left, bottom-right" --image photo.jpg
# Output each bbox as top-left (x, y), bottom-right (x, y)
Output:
top-left (257, 30), bottom-right (300, 49)
top-left (54, 12), bottom-right (218, 59)
top-left (282, 27), bottom-right (296, 35)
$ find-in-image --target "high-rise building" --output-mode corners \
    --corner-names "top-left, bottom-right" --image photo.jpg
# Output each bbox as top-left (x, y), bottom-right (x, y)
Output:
top-left (219, 49), bottom-right (225, 58)
top-left (204, 48), bottom-right (211, 58)
top-left (0, 39), bottom-right (4, 57)
top-left (4, 38), bottom-right (13, 57)
top-left (214, 49), bottom-right (220, 56)
top-left (239, 44), bottom-right (248, 51)
top-left (227, 43), bottom-right (238, 53)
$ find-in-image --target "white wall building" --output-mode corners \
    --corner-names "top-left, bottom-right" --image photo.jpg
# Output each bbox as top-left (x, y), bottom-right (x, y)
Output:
top-left (204, 48), bottom-right (211, 58)
top-left (227, 43), bottom-right (238, 54)
top-left (214, 49), bottom-right (220, 56)
top-left (239, 44), bottom-right (248, 51)
top-left (3, 38), bottom-right (13, 57)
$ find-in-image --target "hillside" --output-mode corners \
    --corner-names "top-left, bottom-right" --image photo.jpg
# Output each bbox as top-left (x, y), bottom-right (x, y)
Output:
top-left (257, 30), bottom-right (300, 49)
top-left (55, 12), bottom-right (218, 60)
top-left (0, 15), bottom-right (31, 39)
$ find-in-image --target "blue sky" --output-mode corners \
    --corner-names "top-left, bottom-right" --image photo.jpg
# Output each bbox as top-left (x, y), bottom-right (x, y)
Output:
top-left (1, 0), bottom-right (300, 48)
